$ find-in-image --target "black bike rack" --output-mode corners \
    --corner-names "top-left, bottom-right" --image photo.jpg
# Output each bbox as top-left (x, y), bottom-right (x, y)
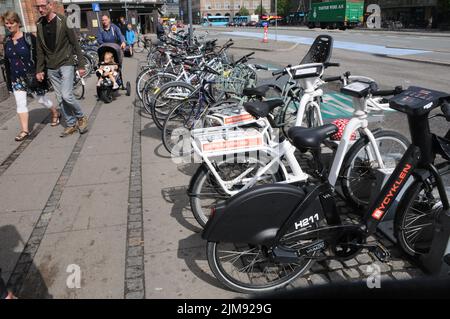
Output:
top-left (369, 168), bottom-right (450, 276)
top-left (368, 168), bottom-right (412, 243)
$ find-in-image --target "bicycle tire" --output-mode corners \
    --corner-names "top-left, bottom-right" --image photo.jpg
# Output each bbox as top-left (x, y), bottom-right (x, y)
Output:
top-left (151, 81), bottom-right (196, 130)
top-left (136, 67), bottom-right (156, 101)
top-left (133, 39), bottom-right (145, 53)
top-left (190, 159), bottom-right (284, 228)
top-left (73, 80), bottom-right (85, 100)
top-left (340, 130), bottom-right (410, 210)
top-left (142, 72), bottom-right (178, 114)
top-left (394, 163), bottom-right (450, 256)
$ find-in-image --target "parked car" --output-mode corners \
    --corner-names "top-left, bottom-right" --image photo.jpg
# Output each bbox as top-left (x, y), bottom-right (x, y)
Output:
top-left (238, 21), bottom-right (247, 27)
top-left (248, 21), bottom-right (257, 27)
top-left (227, 21), bottom-right (236, 27)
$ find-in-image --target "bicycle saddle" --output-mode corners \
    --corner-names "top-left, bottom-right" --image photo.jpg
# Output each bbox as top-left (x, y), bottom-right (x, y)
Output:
top-left (243, 99), bottom-right (284, 118)
top-left (288, 124), bottom-right (338, 150)
top-left (242, 85), bottom-right (271, 98)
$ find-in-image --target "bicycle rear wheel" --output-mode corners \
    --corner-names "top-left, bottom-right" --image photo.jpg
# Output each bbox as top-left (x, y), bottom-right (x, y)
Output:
top-left (207, 218), bottom-right (318, 294)
top-left (190, 158), bottom-right (284, 227)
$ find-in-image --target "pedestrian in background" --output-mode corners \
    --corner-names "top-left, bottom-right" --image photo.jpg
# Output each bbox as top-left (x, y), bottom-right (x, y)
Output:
top-left (2, 10), bottom-right (58, 142)
top-left (118, 16), bottom-right (128, 37)
top-left (157, 18), bottom-right (165, 41)
top-left (35, 0), bottom-right (89, 137)
top-left (125, 23), bottom-right (135, 56)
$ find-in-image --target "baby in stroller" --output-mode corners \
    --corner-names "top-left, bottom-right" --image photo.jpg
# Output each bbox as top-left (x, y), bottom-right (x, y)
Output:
top-left (96, 51), bottom-right (119, 90)
top-left (95, 43), bottom-right (130, 103)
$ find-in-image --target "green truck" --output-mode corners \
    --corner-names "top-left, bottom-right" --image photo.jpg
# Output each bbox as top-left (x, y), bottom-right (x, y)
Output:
top-left (307, 0), bottom-right (364, 30)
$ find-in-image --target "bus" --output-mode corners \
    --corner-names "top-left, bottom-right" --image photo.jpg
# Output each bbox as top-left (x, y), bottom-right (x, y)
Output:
top-left (202, 16), bottom-right (230, 27)
top-left (233, 16), bottom-right (249, 25)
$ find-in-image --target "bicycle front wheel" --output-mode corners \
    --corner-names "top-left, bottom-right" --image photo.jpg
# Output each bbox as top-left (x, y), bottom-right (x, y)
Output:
top-left (133, 40), bottom-right (145, 53)
top-left (142, 73), bottom-right (177, 114)
top-left (161, 98), bottom-right (201, 156)
top-left (395, 163), bottom-right (450, 256)
top-left (151, 82), bottom-right (196, 130)
top-left (340, 130), bottom-right (410, 209)
top-left (73, 79), bottom-right (85, 100)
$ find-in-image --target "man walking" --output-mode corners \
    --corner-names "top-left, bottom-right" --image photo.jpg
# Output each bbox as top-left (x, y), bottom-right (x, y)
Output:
top-left (35, 0), bottom-right (88, 137)
top-left (97, 15), bottom-right (126, 50)
top-left (118, 16), bottom-right (128, 37)
top-left (156, 18), bottom-right (165, 41)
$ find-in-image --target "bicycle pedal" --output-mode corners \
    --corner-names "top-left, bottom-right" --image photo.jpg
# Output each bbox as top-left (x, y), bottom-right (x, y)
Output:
top-left (369, 243), bottom-right (391, 263)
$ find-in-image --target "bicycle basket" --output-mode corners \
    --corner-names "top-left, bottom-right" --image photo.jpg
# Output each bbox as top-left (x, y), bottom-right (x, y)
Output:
top-left (212, 75), bottom-right (248, 95)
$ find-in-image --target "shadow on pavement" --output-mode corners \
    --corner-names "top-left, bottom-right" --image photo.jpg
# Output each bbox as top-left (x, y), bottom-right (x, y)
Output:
top-left (0, 225), bottom-right (53, 299)
top-left (28, 108), bottom-right (51, 131)
top-left (176, 163), bottom-right (200, 177)
top-left (177, 233), bottom-right (235, 292)
top-left (161, 185), bottom-right (201, 233)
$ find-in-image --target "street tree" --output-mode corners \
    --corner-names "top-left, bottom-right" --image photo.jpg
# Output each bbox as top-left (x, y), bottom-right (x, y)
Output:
top-left (277, 0), bottom-right (293, 16)
top-left (238, 6), bottom-right (250, 16)
top-left (254, 5), bottom-right (267, 16)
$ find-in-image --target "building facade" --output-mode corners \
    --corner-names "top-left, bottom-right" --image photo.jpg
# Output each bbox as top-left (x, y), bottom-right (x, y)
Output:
top-left (367, 0), bottom-right (440, 28)
top-left (163, 0), bottom-right (181, 17)
top-left (61, 0), bottom-right (164, 35)
top-left (180, 0), bottom-right (272, 24)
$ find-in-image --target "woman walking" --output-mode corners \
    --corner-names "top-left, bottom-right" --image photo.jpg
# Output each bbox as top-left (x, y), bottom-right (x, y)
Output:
top-left (2, 11), bottom-right (59, 142)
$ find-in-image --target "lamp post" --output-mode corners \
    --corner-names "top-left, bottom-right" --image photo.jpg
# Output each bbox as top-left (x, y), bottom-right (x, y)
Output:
top-left (275, 0), bottom-right (277, 41)
top-left (188, 0), bottom-right (193, 45)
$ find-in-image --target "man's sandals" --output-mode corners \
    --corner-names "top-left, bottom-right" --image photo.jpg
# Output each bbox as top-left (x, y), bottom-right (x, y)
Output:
top-left (15, 131), bottom-right (30, 142)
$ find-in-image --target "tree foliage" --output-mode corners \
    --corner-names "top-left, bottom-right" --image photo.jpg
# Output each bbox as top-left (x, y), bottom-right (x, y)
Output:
top-left (254, 5), bottom-right (267, 16)
top-left (238, 6), bottom-right (250, 16)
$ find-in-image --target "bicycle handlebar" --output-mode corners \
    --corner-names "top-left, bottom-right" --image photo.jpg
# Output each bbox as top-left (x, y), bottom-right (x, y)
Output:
top-left (372, 86), bottom-right (403, 97)
top-left (323, 76), bottom-right (342, 83)
top-left (441, 101), bottom-right (450, 121)
top-left (324, 62), bottom-right (340, 68)
top-left (272, 69), bottom-right (286, 76)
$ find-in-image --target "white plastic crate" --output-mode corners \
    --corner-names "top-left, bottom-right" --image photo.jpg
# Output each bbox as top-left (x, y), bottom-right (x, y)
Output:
top-left (210, 108), bottom-right (256, 126)
top-left (192, 126), bottom-right (265, 155)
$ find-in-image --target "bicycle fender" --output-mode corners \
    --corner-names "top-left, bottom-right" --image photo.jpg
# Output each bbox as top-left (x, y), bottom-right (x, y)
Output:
top-left (201, 184), bottom-right (306, 245)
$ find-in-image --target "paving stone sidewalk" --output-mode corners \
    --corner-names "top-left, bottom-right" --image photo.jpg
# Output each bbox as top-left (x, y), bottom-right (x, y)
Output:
top-left (0, 49), bottom-right (426, 299)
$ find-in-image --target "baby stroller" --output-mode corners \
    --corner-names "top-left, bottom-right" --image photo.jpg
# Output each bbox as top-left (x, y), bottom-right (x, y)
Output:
top-left (96, 43), bottom-right (131, 103)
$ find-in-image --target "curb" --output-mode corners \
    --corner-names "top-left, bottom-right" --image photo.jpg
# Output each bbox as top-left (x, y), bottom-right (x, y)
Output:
top-left (233, 42), bottom-right (301, 53)
top-left (202, 26), bottom-right (450, 38)
top-left (374, 54), bottom-right (450, 67)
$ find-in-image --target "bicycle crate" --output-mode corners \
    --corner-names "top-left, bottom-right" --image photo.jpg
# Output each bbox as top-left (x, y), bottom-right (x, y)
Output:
top-left (192, 126), bottom-right (265, 156)
top-left (210, 107), bottom-right (256, 126)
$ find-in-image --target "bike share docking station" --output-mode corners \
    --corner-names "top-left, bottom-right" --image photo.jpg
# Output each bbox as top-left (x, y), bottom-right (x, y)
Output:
top-left (368, 167), bottom-right (411, 243)
top-left (369, 168), bottom-right (450, 275)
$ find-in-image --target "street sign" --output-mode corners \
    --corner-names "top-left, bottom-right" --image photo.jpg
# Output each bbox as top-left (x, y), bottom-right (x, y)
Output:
top-left (92, 3), bottom-right (100, 12)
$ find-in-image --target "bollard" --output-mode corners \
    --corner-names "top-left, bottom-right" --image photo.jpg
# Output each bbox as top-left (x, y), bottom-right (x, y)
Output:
top-left (263, 24), bottom-right (268, 43)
